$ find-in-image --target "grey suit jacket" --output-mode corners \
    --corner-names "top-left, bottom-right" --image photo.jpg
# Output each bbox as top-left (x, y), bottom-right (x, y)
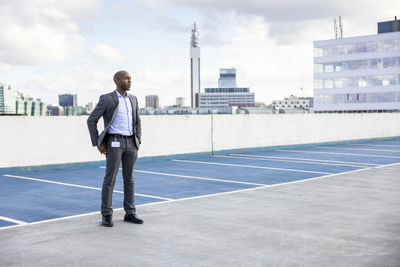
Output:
top-left (87, 91), bottom-right (142, 149)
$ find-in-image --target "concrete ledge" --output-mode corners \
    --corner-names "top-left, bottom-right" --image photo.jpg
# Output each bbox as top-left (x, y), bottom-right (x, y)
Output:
top-left (1, 113), bottom-right (400, 168)
top-left (1, 135), bottom-right (399, 175)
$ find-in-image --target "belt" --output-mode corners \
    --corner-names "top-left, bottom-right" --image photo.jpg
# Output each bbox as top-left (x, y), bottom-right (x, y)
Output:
top-left (108, 134), bottom-right (133, 138)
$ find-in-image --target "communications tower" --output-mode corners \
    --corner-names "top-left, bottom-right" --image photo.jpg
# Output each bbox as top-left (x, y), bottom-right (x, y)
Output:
top-left (190, 23), bottom-right (200, 108)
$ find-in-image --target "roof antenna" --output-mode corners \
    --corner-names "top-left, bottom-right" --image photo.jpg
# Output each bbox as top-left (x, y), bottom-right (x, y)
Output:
top-left (339, 16), bottom-right (343, 38)
top-left (334, 17), bottom-right (338, 39)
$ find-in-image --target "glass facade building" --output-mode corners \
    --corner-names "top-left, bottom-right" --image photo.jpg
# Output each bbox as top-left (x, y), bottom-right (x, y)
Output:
top-left (199, 88), bottom-right (255, 108)
top-left (378, 18), bottom-right (399, 34)
top-left (0, 83), bottom-right (16, 114)
top-left (0, 83), bottom-right (46, 115)
top-left (59, 94), bottom-right (77, 108)
top-left (145, 95), bottom-right (160, 109)
top-left (64, 106), bottom-right (83, 116)
top-left (219, 68), bottom-right (237, 88)
top-left (313, 30), bottom-right (400, 112)
top-left (199, 68), bottom-right (254, 110)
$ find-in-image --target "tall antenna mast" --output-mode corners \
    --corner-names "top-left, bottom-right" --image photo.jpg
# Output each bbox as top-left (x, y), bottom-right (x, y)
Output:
top-left (339, 16), bottom-right (343, 38)
top-left (334, 17), bottom-right (338, 39)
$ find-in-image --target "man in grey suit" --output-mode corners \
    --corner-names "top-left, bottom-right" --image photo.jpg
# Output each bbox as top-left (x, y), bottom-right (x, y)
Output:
top-left (87, 70), bottom-right (143, 227)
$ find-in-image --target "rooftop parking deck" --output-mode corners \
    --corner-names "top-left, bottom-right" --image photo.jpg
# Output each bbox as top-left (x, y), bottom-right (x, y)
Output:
top-left (1, 138), bottom-right (400, 266)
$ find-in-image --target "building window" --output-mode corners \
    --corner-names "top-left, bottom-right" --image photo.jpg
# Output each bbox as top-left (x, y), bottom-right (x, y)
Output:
top-left (358, 77), bottom-right (367, 87)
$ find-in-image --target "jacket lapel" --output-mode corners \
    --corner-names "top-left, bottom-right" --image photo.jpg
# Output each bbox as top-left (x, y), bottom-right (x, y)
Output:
top-left (98, 91), bottom-right (120, 145)
top-left (110, 91), bottom-right (119, 123)
top-left (129, 94), bottom-right (136, 134)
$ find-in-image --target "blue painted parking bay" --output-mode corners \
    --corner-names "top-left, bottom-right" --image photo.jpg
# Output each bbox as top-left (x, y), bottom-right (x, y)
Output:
top-left (1, 137), bottom-right (400, 228)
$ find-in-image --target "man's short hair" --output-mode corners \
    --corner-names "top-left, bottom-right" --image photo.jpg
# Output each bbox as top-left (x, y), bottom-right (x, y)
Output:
top-left (114, 71), bottom-right (128, 84)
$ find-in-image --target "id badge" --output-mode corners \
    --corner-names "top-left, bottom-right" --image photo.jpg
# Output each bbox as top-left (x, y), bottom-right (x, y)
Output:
top-left (111, 141), bottom-right (120, 148)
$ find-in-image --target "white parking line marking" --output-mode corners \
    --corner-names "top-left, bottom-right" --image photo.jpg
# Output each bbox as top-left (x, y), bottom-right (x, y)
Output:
top-left (101, 166), bottom-right (264, 186)
top-left (216, 155), bottom-right (366, 168)
top-left (172, 159), bottom-right (333, 175)
top-left (2, 174), bottom-right (172, 201)
top-left (275, 150), bottom-right (400, 159)
top-left (350, 144), bottom-right (400, 148)
top-left (135, 170), bottom-right (266, 186)
top-left (317, 146), bottom-right (400, 153)
top-left (229, 154), bottom-right (379, 166)
top-left (0, 216), bottom-right (27, 225)
top-left (375, 162), bottom-right (400, 169)
top-left (2, 161), bottom-right (398, 231)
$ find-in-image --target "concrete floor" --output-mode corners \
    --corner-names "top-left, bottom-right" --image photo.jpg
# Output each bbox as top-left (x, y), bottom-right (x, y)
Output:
top-left (1, 164), bottom-right (399, 267)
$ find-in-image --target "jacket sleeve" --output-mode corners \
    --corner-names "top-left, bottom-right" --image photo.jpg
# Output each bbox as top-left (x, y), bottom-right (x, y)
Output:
top-left (87, 95), bottom-right (106, 147)
top-left (135, 96), bottom-right (141, 143)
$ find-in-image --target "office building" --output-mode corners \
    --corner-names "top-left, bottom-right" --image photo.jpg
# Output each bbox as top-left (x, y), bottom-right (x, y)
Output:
top-left (199, 68), bottom-right (255, 112)
top-left (219, 68), bottom-right (237, 88)
top-left (272, 95), bottom-right (313, 111)
top-left (59, 94), bottom-right (77, 108)
top-left (84, 102), bottom-right (96, 115)
top-left (0, 83), bottom-right (16, 114)
top-left (21, 96), bottom-right (46, 116)
top-left (31, 98), bottom-right (45, 116)
top-left (190, 23), bottom-right (200, 108)
top-left (378, 17), bottom-right (399, 34)
top-left (139, 107), bottom-right (219, 115)
top-left (15, 93), bottom-right (25, 115)
top-left (236, 106), bottom-right (275, 114)
top-left (1, 84), bottom-right (46, 116)
top-left (47, 105), bottom-right (64, 116)
top-left (145, 95), bottom-right (160, 109)
top-left (64, 106), bottom-right (83, 116)
top-left (313, 19), bottom-right (400, 113)
top-left (199, 87), bottom-right (254, 108)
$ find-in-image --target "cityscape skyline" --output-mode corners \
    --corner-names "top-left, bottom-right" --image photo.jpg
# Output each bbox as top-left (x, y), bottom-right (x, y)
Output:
top-left (0, 1), bottom-right (398, 107)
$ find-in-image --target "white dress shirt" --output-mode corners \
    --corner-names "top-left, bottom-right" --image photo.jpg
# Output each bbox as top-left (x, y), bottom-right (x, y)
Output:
top-left (108, 90), bottom-right (133, 136)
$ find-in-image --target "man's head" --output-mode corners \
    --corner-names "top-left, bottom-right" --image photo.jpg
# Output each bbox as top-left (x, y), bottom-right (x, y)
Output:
top-left (114, 71), bottom-right (131, 92)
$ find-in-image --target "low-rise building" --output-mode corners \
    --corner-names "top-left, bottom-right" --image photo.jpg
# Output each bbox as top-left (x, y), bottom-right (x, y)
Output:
top-left (0, 84), bottom-right (46, 116)
top-left (272, 95), bottom-right (313, 112)
top-left (139, 107), bottom-right (221, 115)
top-left (236, 106), bottom-right (275, 114)
top-left (47, 105), bottom-right (64, 116)
top-left (199, 68), bottom-right (255, 112)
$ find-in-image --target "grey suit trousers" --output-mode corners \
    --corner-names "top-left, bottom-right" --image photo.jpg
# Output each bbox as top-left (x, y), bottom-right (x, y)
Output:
top-left (102, 136), bottom-right (138, 216)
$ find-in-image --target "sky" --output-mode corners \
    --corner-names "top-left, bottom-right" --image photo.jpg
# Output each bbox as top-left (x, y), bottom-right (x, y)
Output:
top-left (0, 0), bottom-right (398, 107)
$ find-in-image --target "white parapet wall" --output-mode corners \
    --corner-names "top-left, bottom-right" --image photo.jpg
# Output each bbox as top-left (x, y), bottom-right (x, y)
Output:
top-left (212, 113), bottom-right (400, 151)
top-left (0, 113), bottom-right (400, 168)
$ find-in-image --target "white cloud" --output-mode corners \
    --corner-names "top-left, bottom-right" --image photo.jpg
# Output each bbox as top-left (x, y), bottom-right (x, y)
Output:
top-left (21, 64), bottom-right (113, 106)
top-left (0, 63), bottom-right (11, 71)
top-left (2, 0), bottom-right (399, 107)
top-left (199, 16), bottom-right (314, 104)
top-left (91, 44), bottom-right (123, 62)
top-left (132, 65), bottom-right (189, 107)
top-left (165, 0), bottom-right (400, 43)
top-left (0, 0), bottom-right (100, 65)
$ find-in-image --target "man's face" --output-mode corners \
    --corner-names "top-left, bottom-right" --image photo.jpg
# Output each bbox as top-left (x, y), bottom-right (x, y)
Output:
top-left (118, 72), bottom-right (132, 91)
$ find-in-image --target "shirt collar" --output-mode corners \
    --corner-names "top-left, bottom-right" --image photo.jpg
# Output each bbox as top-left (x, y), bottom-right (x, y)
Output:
top-left (115, 89), bottom-right (128, 98)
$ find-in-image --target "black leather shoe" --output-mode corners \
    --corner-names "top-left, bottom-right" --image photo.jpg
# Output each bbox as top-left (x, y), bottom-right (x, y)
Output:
top-left (124, 214), bottom-right (143, 224)
top-left (102, 215), bottom-right (113, 227)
